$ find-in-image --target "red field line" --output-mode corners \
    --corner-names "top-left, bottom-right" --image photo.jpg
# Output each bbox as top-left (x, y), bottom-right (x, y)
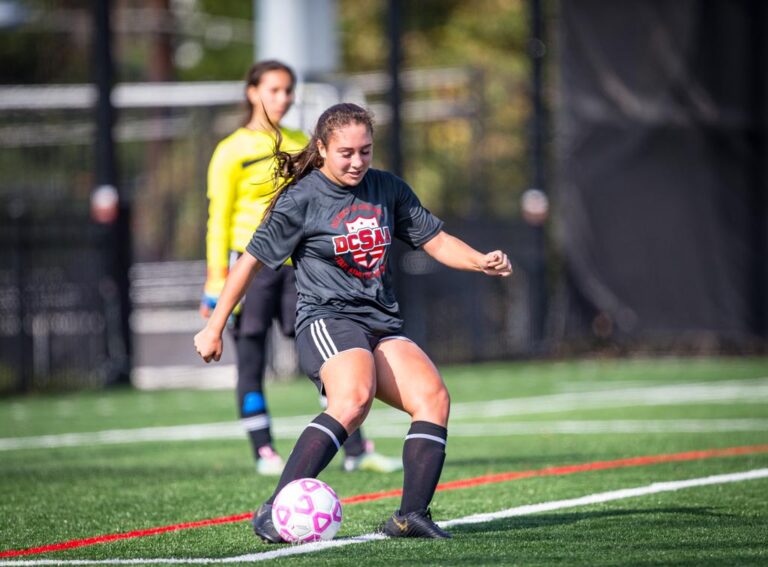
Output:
top-left (2, 443), bottom-right (767, 559)
top-left (0, 514), bottom-right (253, 560)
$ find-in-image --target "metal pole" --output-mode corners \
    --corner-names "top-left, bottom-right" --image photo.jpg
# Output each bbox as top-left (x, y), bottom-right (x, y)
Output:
top-left (94, 0), bottom-right (116, 190)
top-left (387, 0), bottom-right (403, 177)
top-left (527, 0), bottom-right (548, 349)
top-left (530, 0), bottom-right (545, 192)
top-left (748, 0), bottom-right (766, 338)
top-left (93, 0), bottom-right (132, 385)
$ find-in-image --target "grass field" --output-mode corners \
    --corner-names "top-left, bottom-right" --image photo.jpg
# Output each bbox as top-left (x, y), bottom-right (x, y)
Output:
top-left (1, 357), bottom-right (767, 565)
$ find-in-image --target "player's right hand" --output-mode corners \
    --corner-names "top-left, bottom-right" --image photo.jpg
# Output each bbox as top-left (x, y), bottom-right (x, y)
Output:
top-left (194, 327), bottom-right (223, 363)
top-left (481, 250), bottom-right (512, 277)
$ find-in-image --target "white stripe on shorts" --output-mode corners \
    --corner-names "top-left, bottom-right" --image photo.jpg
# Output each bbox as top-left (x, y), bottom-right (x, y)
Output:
top-left (310, 321), bottom-right (332, 361)
top-left (307, 422), bottom-right (341, 450)
top-left (318, 319), bottom-right (339, 355)
top-left (405, 433), bottom-right (447, 446)
top-left (310, 319), bottom-right (339, 361)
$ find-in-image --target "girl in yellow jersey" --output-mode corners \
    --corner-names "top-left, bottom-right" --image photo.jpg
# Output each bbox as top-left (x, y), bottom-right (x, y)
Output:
top-left (201, 61), bottom-right (400, 476)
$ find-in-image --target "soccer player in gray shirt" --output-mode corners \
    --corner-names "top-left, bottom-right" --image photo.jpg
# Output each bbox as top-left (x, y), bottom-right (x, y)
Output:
top-left (195, 103), bottom-right (512, 541)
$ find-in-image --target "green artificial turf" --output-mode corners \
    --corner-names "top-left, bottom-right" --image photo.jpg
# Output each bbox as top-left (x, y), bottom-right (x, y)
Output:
top-left (1, 357), bottom-right (767, 565)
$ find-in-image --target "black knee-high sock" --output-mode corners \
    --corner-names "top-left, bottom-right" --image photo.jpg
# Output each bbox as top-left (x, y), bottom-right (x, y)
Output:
top-left (399, 421), bottom-right (447, 514)
top-left (266, 413), bottom-right (349, 504)
top-left (235, 334), bottom-right (272, 455)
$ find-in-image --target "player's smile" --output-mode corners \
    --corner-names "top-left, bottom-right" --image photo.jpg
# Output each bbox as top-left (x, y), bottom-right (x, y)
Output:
top-left (318, 122), bottom-right (373, 187)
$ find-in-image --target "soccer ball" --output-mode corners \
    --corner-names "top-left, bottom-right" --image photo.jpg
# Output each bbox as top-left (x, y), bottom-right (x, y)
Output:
top-left (271, 478), bottom-right (343, 543)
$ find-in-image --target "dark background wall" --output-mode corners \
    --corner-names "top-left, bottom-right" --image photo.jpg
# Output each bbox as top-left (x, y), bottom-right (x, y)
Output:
top-left (557, 0), bottom-right (767, 349)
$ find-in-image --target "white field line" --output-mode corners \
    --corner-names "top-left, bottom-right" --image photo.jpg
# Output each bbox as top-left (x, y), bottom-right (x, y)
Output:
top-left (2, 377), bottom-right (768, 451)
top-left (362, 418), bottom-right (768, 438)
top-left (133, 365), bottom-right (237, 391)
top-left (3, 419), bottom-right (768, 452)
top-left (2, 468), bottom-right (766, 565)
top-left (363, 376), bottom-right (768, 422)
top-left (446, 377), bottom-right (768, 419)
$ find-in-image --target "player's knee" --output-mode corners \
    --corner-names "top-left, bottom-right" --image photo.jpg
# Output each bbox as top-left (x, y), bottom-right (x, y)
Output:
top-left (327, 387), bottom-right (374, 431)
top-left (431, 385), bottom-right (451, 421)
top-left (412, 383), bottom-right (450, 425)
top-left (333, 402), bottom-right (371, 432)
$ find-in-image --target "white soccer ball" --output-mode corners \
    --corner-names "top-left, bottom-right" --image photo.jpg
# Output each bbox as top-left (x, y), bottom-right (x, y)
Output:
top-left (271, 478), bottom-right (343, 543)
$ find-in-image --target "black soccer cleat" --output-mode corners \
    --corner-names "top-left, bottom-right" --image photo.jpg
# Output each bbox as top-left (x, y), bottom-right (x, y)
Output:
top-left (251, 503), bottom-right (284, 544)
top-left (382, 508), bottom-right (452, 539)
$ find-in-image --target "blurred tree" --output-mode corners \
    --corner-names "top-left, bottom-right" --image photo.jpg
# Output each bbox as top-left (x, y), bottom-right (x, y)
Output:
top-left (0, 0), bottom-right (254, 83)
top-left (0, 0), bottom-right (92, 84)
top-left (172, 0), bottom-right (253, 81)
top-left (117, 0), bottom-right (252, 82)
top-left (340, 0), bottom-right (532, 219)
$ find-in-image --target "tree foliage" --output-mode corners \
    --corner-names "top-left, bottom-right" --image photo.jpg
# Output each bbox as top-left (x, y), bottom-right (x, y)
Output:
top-left (340, 0), bottom-right (533, 218)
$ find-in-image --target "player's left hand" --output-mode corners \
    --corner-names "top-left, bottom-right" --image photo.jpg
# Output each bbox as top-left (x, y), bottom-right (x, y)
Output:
top-left (481, 250), bottom-right (512, 276)
top-left (194, 327), bottom-right (223, 363)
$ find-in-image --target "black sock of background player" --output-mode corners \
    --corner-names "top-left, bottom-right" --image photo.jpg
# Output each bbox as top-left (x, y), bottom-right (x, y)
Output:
top-left (235, 334), bottom-right (272, 455)
top-left (399, 421), bottom-right (447, 514)
top-left (266, 413), bottom-right (348, 504)
top-left (343, 428), bottom-right (366, 458)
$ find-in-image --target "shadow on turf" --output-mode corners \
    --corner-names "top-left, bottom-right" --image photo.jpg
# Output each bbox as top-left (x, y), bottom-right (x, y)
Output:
top-left (451, 507), bottom-right (733, 535)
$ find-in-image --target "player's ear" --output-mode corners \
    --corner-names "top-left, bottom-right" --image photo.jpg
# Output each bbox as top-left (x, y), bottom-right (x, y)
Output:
top-left (316, 139), bottom-right (327, 160)
top-left (246, 85), bottom-right (260, 106)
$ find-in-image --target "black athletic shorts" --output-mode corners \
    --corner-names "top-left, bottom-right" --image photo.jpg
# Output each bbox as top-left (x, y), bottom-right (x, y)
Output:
top-left (231, 254), bottom-right (297, 338)
top-left (295, 317), bottom-right (411, 393)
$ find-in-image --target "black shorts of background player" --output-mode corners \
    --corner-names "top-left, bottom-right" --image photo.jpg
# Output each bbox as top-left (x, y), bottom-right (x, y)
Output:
top-left (195, 103), bottom-right (512, 540)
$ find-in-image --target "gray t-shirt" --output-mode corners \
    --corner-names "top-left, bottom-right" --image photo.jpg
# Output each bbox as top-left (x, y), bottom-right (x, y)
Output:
top-left (246, 168), bottom-right (443, 335)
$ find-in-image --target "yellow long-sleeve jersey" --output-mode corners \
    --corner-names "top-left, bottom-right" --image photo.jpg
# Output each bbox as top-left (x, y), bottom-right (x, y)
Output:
top-left (204, 126), bottom-right (308, 297)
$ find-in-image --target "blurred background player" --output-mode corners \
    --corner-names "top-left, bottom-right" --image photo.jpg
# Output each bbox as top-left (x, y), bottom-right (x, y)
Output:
top-left (201, 60), bottom-right (401, 476)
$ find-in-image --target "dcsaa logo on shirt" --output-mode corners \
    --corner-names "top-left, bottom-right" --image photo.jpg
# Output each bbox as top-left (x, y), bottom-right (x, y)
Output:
top-left (332, 216), bottom-right (392, 272)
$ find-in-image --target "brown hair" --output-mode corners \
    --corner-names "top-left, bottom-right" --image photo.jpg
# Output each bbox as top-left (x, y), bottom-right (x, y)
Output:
top-left (264, 103), bottom-right (375, 218)
top-left (242, 60), bottom-right (296, 126)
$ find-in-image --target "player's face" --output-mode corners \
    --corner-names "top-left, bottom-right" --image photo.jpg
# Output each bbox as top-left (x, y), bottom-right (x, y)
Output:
top-left (317, 123), bottom-right (373, 187)
top-left (248, 69), bottom-right (295, 125)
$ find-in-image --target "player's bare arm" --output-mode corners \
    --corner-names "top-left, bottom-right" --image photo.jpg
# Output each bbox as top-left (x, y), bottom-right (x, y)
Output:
top-left (194, 252), bottom-right (264, 362)
top-left (421, 230), bottom-right (512, 276)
